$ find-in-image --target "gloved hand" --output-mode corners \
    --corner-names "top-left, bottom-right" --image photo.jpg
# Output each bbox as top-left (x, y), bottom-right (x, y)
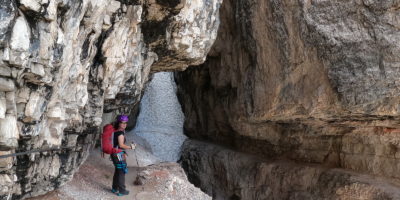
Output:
top-left (130, 143), bottom-right (136, 150)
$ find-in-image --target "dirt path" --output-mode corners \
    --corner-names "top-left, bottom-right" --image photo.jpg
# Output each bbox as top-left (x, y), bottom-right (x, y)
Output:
top-left (28, 149), bottom-right (210, 200)
top-left (29, 151), bottom-right (143, 200)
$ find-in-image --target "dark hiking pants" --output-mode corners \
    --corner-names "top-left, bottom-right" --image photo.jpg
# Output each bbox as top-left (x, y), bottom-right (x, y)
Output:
top-left (111, 152), bottom-right (128, 192)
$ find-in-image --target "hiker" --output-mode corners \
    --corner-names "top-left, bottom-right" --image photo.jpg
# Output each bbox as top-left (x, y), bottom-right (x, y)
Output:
top-left (102, 115), bottom-right (136, 196)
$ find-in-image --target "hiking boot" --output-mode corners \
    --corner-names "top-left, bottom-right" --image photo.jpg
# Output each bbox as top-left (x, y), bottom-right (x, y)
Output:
top-left (117, 190), bottom-right (129, 196)
top-left (111, 188), bottom-right (118, 194)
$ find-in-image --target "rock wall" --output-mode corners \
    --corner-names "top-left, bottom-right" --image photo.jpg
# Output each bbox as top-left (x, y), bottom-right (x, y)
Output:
top-left (176, 0), bottom-right (400, 199)
top-left (0, 0), bottom-right (222, 199)
top-left (181, 140), bottom-right (400, 200)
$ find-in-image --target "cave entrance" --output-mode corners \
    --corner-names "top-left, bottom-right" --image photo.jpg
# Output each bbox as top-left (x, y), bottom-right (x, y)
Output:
top-left (127, 72), bottom-right (186, 163)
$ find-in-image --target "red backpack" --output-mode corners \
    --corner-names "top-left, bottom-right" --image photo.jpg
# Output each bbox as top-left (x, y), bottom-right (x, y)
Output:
top-left (101, 124), bottom-right (122, 154)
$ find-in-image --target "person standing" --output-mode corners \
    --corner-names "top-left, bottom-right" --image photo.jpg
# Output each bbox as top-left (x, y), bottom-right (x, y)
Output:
top-left (110, 115), bottom-right (135, 196)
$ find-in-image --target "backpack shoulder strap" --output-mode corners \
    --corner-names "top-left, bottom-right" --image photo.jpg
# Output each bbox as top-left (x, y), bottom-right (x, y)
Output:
top-left (103, 124), bottom-right (114, 132)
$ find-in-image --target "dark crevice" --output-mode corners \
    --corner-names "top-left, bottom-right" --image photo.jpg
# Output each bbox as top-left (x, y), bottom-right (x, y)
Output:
top-left (156, 0), bottom-right (181, 8)
top-left (115, 0), bottom-right (141, 6)
top-left (80, 31), bottom-right (95, 61)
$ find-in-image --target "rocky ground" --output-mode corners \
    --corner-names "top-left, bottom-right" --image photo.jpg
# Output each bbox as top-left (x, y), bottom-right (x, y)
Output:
top-left (27, 148), bottom-right (210, 200)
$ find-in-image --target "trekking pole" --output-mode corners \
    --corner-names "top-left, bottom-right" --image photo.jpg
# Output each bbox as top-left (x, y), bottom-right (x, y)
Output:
top-left (134, 147), bottom-right (140, 167)
top-left (132, 142), bottom-right (139, 167)
top-left (133, 145), bottom-right (143, 186)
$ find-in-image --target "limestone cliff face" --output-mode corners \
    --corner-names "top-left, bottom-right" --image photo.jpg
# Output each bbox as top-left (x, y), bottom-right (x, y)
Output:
top-left (176, 0), bottom-right (400, 199)
top-left (0, 0), bottom-right (221, 199)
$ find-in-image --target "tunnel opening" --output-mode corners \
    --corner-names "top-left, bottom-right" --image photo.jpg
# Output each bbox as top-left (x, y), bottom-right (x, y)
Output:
top-left (127, 71), bottom-right (186, 163)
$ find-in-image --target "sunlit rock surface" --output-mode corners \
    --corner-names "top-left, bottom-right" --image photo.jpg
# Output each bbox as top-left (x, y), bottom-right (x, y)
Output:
top-left (0, 0), bottom-right (221, 199)
top-left (176, 0), bottom-right (400, 199)
top-left (143, 0), bottom-right (222, 71)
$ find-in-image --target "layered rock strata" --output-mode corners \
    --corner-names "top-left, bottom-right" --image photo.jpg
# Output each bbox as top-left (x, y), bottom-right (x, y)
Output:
top-left (176, 0), bottom-right (400, 198)
top-left (0, 0), bottom-right (221, 199)
top-left (182, 140), bottom-right (400, 200)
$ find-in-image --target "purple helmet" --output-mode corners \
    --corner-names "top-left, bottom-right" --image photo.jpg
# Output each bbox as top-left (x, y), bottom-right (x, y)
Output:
top-left (117, 115), bottom-right (129, 122)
